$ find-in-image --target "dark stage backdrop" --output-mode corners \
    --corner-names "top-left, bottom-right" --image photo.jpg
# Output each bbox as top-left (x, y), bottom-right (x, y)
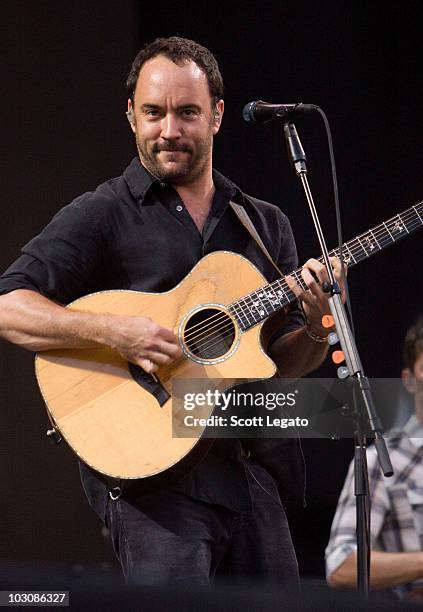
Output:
top-left (1, 1), bottom-right (422, 579)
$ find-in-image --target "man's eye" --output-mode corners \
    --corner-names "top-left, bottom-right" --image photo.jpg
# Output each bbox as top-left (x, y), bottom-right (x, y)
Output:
top-left (182, 109), bottom-right (196, 117)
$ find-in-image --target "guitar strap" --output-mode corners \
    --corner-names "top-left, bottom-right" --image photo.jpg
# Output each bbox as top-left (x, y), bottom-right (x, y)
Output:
top-left (229, 199), bottom-right (295, 355)
top-left (229, 200), bottom-right (284, 278)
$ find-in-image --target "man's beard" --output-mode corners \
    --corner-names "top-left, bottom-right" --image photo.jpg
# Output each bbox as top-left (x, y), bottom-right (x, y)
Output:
top-left (136, 135), bottom-right (212, 185)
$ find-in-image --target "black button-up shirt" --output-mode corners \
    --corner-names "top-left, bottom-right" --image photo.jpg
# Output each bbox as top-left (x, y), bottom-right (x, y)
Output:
top-left (0, 157), bottom-right (304, 517)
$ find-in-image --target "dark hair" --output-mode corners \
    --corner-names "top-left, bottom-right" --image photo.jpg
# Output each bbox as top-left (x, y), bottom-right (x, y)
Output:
top-left (126, 36), bottom-right (224, 107)
top-left (404, 317), bottom-right (423, 370)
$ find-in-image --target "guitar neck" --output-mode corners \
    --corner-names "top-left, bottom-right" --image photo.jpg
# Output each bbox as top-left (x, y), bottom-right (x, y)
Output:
top-left (230, 202), bottom-right (423, 331)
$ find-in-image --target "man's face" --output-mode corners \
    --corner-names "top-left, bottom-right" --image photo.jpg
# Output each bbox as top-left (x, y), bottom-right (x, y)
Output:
top-left (128, 55), bottom-right (223, 185)
top-left (402, 352), bottom-right (423, 410)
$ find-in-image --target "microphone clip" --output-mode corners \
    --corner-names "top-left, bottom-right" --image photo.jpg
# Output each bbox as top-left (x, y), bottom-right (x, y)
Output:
top-left (284, 122), bottom-right (307, 174)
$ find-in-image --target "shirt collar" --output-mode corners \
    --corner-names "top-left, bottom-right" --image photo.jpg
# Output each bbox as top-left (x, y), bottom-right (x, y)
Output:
top-left (123, 157), bottom-right (157, 203)
top-left (211, 168), bottom-right (240, 200)
top-left (123, 157), bottom-right (242, 205)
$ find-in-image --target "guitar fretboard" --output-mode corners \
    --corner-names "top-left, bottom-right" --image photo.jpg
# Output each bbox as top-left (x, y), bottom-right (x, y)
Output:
top-left (229, 202), bottom-right (423, 331)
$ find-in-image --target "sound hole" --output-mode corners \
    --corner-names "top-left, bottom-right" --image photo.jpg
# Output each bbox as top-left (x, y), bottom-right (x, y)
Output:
top-left (183, 308), bottom-right (236, 361)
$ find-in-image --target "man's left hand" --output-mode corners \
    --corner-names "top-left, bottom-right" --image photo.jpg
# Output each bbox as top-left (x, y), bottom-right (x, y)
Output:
top-left (285, 256), bottom-right (346, 336)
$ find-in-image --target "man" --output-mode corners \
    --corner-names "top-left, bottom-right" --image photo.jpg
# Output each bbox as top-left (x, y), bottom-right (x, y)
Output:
top-left (326, 317), bottom-right (423, 598)
top-left (0, 37), bottom-right (343, 586)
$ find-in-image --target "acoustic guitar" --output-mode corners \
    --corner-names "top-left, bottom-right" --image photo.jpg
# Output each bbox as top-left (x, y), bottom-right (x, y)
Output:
top-left (35, 203), bottom-right (422, 480)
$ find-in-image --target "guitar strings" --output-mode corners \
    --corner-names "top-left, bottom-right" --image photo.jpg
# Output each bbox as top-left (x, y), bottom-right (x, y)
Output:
top-left (185, 210), bottom-right (422, 351)
top-left (184, 313), bottom-right (233, 343)
top-left (186, 206), bottom-right (421, 338)
top-left (186, 287), bottom-right (297, 355)
top-left (183, 310), bottom-right (233, 339)
top-left (183, 280), bottom-right (294, 342)
top-left (184, 269), bottom-right (304, 343)
top-left (182, 207), bottom-right (422, 353)
top-left (184, 280), bottom-right (296, 345)
top-left (335, 214), bottom-right (420, 260)
top-left (162, 206), bottom-right (422, 366)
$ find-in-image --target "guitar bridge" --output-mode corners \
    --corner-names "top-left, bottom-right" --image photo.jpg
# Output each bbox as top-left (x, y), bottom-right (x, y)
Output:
top-left (128, 362), bottom-right (170, 407)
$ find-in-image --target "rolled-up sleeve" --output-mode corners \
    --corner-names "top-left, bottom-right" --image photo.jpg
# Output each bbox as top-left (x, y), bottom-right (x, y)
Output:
top-left (0, 198), bottom-right (104, 304)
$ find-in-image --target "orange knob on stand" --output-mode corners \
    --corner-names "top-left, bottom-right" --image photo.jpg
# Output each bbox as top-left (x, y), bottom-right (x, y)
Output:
top-left (332, 350), bottom-right (345, 364)
top-left (322, 315), bottom-right (334, 329)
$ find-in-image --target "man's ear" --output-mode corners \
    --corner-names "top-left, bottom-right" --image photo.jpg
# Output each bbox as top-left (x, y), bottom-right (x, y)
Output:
top-left (212, 99), bottom-right (224, 135)
top-left (402, 368), bottom-right (417, 394)
top-left (126, 99), bottom-right (136, 133)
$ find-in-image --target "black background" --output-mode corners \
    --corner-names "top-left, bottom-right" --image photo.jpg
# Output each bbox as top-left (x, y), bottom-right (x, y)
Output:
top-left (1, 1), bottom-right (422, 579)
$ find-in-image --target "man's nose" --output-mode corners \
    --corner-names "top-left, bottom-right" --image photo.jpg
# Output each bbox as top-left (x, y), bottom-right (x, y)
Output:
top-left (160, 113), bottom-right (182, 139)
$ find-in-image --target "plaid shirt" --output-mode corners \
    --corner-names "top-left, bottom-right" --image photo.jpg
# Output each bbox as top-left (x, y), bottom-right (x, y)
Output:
top-left (325, 415), bottom-right (423, 596)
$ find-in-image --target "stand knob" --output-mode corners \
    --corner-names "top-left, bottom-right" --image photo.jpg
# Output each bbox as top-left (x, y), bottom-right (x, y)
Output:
top-left (328, 331), bottom-right (339, 345)
top-left (337, 366), bottom-right (349, 379)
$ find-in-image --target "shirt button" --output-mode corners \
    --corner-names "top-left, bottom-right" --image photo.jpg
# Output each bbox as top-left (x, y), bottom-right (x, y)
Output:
top-left (176, 205), bottom-right (183, 212)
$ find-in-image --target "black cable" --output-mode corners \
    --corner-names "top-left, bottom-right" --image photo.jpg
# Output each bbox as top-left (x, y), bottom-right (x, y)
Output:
top-left (314, 106), bottom-right (356, 338)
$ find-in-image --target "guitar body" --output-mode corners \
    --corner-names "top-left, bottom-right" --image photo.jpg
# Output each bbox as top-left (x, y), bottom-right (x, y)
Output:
top-left (35, 252), bottom-right (277, 480)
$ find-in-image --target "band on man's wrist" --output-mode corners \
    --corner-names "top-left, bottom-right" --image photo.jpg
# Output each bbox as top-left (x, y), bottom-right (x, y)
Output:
top-left (305, 324), bottom-right (329, 343)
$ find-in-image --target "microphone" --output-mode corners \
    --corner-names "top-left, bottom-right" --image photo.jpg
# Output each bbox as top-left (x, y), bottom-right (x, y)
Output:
top-left (242, 100), bottom-right (317, 124)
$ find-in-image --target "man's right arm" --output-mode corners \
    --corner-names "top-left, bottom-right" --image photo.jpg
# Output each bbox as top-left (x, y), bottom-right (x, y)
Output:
top-left (0, 289), bottom-right (181, 373)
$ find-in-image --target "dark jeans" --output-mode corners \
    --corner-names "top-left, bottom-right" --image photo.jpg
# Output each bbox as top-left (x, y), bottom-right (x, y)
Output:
top-left (106, 457), bottom-right (299, 587)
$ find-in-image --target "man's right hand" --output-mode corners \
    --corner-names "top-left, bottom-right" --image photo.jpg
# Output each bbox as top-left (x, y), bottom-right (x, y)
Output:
top-left (107, 315), bottom-right (182, 373)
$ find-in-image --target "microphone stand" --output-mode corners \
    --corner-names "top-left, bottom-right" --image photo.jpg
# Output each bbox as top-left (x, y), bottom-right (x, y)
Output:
top-left (283, 121), bottom-right (393, 596)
